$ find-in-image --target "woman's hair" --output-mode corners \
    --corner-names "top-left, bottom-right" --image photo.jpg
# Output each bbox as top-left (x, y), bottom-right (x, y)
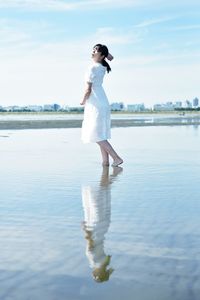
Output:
top-left (93, 43), bottom-right (111, 73)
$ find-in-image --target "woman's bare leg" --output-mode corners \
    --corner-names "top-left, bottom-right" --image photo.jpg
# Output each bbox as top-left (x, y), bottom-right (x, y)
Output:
top-left (99, 145), bottom-right (110, 166)
top-left (97, 140), bottom-right (123, 166)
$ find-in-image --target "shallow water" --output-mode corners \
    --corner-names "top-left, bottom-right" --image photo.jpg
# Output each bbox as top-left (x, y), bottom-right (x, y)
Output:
top-left (0, 125), bottom-right (200, 300)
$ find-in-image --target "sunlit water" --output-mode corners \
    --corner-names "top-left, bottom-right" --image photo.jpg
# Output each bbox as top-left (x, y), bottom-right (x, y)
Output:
top-left (0, 125), bottom-right (200, 300)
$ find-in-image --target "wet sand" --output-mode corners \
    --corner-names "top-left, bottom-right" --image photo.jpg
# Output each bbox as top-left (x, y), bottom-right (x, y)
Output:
top-left (1, 126), bottom-right (200, 300)
top-left (0, 113), bottom-right (200, 129)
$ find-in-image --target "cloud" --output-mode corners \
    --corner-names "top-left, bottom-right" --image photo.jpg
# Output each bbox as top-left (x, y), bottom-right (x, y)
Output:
top-left (115, 52), bottom-right (200, 67)
top-left (0, 19), bottom-right (54, 58)
top-left (168, 24), bottom-right (200, 31)
top-left (0, 20), bottom-right (144, 61)
top-left (0, 0), bottom-right (73, 10)
top-left (3, 0), bottom-right (198, 11)
top-left (0, 27), bottom-right (30, 44)
top-left (91, 27), bottom-right (142, 46)
top-left (0, 0), bottom-right (147, 11)
top-left (1, 0), bottom-right (199, 11)
top-left (134, 16), bottom-right (179, 28)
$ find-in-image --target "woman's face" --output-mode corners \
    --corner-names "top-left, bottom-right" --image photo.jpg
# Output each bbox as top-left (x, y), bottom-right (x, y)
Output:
top-left (91, 47), bottom-right (105, 62)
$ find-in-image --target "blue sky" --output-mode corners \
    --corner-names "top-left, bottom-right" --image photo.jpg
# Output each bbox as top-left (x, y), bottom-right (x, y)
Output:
top-left (0, 0), bottom-right (200, 107)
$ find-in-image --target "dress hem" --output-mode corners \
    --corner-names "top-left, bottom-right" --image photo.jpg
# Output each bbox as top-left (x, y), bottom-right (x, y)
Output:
top-left (81, 137), bottom-right (111, 144)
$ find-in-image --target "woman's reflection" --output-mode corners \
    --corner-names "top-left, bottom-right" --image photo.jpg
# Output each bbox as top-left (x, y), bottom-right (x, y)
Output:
top-left (81, 166), bottom-right (123, 282)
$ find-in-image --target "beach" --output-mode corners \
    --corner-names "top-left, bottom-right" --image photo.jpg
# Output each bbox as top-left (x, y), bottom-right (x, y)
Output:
top-left (0, 125), bottom-right (200, 300)
top-left (0, 111), bottom-right (200, 129)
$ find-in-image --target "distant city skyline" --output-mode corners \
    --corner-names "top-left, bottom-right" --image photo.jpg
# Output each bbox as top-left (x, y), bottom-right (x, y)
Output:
top-left (0, 96), bottom-right (199, 108)
top-left (1, 97), bottom-right (199, 112)
top-left (0, 0), bottom-right (200, 107)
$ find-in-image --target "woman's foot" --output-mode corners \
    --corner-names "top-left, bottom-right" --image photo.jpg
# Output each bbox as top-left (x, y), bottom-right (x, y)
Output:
top-left (111, 158), bottom-right (123, 167)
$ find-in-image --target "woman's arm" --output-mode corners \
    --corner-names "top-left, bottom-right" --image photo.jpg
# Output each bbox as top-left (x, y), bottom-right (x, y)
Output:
top-left (80, 82), bottom-right (92, 105)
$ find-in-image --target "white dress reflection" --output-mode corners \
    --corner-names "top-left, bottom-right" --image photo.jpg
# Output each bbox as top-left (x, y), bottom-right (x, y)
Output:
top-left (81, 166), bottom-right (123, 282)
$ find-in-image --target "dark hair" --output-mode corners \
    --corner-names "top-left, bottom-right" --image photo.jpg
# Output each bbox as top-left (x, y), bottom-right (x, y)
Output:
top-left (93, 43), bottom-right (111, 73)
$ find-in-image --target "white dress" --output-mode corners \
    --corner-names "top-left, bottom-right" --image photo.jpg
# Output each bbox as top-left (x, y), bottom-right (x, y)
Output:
top-left (81, 183), bottom-right (111, 268)
top-left (81, 62), bottom-right (111, 144)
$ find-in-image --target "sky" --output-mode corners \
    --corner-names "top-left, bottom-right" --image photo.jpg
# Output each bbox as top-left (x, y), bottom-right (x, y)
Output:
top-left (0, 0), bottom-right (200, 108)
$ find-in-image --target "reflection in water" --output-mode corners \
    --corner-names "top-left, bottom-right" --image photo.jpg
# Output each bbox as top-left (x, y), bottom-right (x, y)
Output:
top-left (81, 166), bottom-right (123, 283)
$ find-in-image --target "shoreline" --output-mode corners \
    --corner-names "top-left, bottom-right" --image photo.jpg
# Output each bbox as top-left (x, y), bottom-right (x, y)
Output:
top-left (0, 117), bottom-right (200, 130)
top-left (0, 112), bottom-right (200, 130)
top-left (1, 111), bottom-right (200, 115)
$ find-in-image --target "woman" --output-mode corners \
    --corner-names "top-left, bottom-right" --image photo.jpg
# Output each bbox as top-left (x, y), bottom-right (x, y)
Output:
top-left (81, 166), bottom-right (123, 282)
top-left (80, 43), bottom-right (124, 167)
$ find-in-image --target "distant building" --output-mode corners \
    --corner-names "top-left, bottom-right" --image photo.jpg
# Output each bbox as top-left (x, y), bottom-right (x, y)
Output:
top-left (26, 105), bottom-right (43, 112)
top-left (174, 101), bottom-right (182, 108)
top-left (110, 102), bottom-right (124, 111)
top-left (153, 103), bottom-right (174, 111)
top-left (43, 104), bottom-right (54, 111)
top-left (3, 106), bottom-right (23, 112)
top-left (193, 97), bottom-right (199, 108)
top-left (182, 100), bottom-right (192, 108)
top-left (12, 106), bottom-right (24, 111)
top-left (53, 103), bottom-right (61, 111)
top-left (127, 103), bottom-right (145, 112)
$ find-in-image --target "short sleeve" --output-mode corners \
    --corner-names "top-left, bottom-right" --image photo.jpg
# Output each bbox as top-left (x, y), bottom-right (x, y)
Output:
top-left (84, 65), bottom-right (95, 83)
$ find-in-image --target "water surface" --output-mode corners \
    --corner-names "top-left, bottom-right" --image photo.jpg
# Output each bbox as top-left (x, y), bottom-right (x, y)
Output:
top-left (0, 125), bottom-right (200, 300)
